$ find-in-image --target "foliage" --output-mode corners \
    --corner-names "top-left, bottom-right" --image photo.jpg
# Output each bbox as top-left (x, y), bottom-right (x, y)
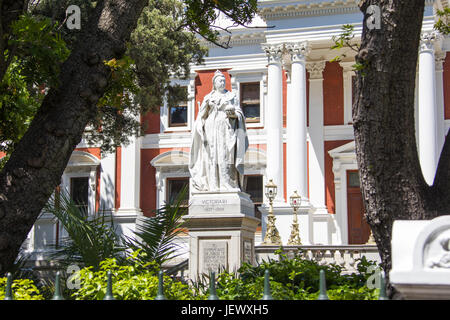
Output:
top-left (15, 0), bottom-right (258, 154)
top-left (435, 8), bottom-right (450, 35)
top-left (71, 253), bottom-right (197, 300)
top-left (183, 0), bottom-right (258, 48)
top-left (44, 191), bottom-right (124, 271)
top-left (86, 55), bottom-right (143, 153)
top-left (124, 186), bottom-right (188, 266)
top-left (211, 250), bottom-right (381, 300)
top-left (0, 14), bottom-right (70, 154)
top-left (0, 277), bottom-right (44, 300)
top-left (330, 24), bottom-right (368, 74)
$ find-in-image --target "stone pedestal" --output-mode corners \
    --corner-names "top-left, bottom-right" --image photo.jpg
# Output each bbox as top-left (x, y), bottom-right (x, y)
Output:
top-left (184, 191), bottom-right (260, 281)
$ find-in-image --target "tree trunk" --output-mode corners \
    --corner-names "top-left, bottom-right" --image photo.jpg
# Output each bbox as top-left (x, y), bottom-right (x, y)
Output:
top-left (0, 0), bottom-right (149, 274)
top-left (355, 0), bottom-right (450, 299)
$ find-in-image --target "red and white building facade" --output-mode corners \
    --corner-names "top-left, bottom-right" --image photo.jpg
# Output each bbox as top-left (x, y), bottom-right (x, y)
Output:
top-left (10, 0), bottom-right (450, 265)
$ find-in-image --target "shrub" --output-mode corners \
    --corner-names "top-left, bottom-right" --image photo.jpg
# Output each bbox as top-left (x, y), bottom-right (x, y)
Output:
top-left (0, 277), bottom-right (44, 300)
top-left (213, 250), bottom-right (381, 300)
top-left (71, 252), bottom-right (197, 300)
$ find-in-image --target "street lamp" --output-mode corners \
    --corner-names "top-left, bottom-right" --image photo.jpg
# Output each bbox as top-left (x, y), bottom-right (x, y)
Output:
top-left (262, 179), bottom-right (281, 245)
top-left (287, 190), bottom-right (302, 245)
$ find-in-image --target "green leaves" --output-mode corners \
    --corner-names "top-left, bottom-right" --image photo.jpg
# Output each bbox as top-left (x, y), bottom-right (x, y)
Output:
top-left (0, 277), bottom-right (44, 300)
top-left (124, 186), bottom-right (188, 266)
top-left (71, 253), bottom-right (195, 300)
top-left (8, 13), bottom-right (70, 88)
top-left (435, 8), bottom-right (450, 35)
top-left (183, 0), bottom-right (258, 47)
top-left (45, 191), bottom-right (124, 271)
top-left (0, 14), bottom-right (70, 154)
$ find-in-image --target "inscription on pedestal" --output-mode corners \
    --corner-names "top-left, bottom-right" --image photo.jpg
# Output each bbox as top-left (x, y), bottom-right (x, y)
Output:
top-left (200, 241), bottom-right (228, 274)
top-left (201, 199), bottom-right (228, 213)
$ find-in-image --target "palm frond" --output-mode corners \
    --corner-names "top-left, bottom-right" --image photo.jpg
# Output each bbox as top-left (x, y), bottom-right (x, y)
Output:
top-left (124, 185), bottom-right (188, 266)
top-left (44, 191), bottom-right (124, 270)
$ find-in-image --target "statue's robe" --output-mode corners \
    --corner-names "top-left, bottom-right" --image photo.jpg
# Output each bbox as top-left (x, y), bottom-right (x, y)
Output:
top-left (189, 89), bottom-right (249, 192)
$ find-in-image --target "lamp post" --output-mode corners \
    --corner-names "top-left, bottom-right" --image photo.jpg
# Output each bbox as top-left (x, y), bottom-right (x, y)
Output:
top-left (287, 190), bottom-right (302, 245)
top-left (366, 229), bottom-right (376, 245)
top-left (262, 179), bottom-right (281, 245)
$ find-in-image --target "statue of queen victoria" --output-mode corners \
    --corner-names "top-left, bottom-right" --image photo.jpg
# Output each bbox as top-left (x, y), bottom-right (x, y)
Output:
top-left (189, 70), bottom-right (249, 192)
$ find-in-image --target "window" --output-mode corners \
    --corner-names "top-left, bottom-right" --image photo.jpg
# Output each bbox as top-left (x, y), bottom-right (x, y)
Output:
top-left (243, 175), bottom-right (263, 226)
top-left (70, 177), bottom-right (89, 214)
top-left (347, 171), bottom-right (360, 188)
top-left (166, 177), bottom-right (189, 209)
top-left (240, 83), bottom-right (260, 123)
top-left (168, 87), bottom-right (188, 127)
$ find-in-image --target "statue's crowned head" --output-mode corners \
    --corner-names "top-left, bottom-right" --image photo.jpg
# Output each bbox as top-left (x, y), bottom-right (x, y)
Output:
top-left (212, 70), bottom-right (226, 91)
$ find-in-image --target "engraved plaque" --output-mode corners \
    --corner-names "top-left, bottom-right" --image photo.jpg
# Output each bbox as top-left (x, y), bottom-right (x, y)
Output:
top-left (200, 241), bottom-right (228, 274)
top-left (244, 240), bottom-right (253, 264)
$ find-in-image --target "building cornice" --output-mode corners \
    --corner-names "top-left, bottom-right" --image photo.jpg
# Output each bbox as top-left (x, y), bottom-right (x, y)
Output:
top-left (257, 0), bottom-right (435, 21)
top-left (258, 0), bottom-right (360, 21)
top-left (201, 31), bottom-right (266, 48)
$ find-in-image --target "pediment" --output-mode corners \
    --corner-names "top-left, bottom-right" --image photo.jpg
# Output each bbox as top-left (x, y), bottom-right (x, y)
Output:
top-left (67, 151), bottom-right (100, 167)
top-left (328, 141), bottom-right (355, 159)
top-left (151, 151), bottom-right (190, 168)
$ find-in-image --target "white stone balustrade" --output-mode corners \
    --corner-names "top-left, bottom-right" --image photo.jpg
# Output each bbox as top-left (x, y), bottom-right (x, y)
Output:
top-left (255, 245), bottom-right (380, 274)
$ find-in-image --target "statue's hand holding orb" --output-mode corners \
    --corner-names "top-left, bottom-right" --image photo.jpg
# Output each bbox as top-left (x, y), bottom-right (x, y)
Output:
top-left (225, 105), bottom-right (237, 119)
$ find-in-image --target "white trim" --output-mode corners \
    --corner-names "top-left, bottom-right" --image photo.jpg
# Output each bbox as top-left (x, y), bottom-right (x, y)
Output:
top-left (160, 79), bottom-right (195, 133)
top-left (323, 124), bottom-right (354, 141)
top-left (194, 54), bottom-right (268, 73)
top-left (340, 61), bottom-right (355, 125)
top-left (142, 127), bottom-right (269, 149)
top-left (62, 150), bottom-right (100, 217)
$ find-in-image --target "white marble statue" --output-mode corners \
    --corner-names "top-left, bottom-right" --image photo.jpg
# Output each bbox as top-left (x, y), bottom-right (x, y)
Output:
top-left (189, 70), bottom-right (248, 192)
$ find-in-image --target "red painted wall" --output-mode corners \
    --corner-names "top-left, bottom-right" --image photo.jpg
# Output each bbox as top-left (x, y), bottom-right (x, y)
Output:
top-left (323, 61), bottom-right (344, 125)
top-left (142, 111), bottom-right (161, 134)
top-left (443, 52), bottom-right (450, 120)
top-left (324, 140), bottom-right (352, 214)
top-left (140, 149), bottom-right (160, 217)
top-left (75, 147), bottom-right (101, 159)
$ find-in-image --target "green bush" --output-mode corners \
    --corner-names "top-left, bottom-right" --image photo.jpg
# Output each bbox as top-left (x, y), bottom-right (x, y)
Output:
top-left (0, 277), bottom-right (44, 300)
top-left (71, 252), bottom-right (198, 300)
top-left (213, 250), bottom-right (381, 300)
top-left (69, 250), bottom-right (381, 300)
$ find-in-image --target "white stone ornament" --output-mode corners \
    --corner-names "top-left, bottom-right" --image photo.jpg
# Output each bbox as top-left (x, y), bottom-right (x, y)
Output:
top-left (390, 215), bottom-right (450, 299)
top-left (262, 44), bottom-right (284, 65)
top-left (285, 42), bottom-right (311, 62)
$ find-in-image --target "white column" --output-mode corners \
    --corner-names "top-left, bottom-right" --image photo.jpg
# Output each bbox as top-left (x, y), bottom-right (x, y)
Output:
top-left (435, 51), bottom-right (446, 157)
top-left (99, 150), bottom-right (116, 213)
top-left (118, 135), bottom-right (142, 215)
top-left (262, 43), bottom-right (285, 202)
top-left (341, 62), bottom-right (354, 125)
top-left (418, 32), bottom-right (439, 185)
top-left (306, 61), bottom-right (326, 209)
top-left (285, 42), bottom-right (310, 202)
